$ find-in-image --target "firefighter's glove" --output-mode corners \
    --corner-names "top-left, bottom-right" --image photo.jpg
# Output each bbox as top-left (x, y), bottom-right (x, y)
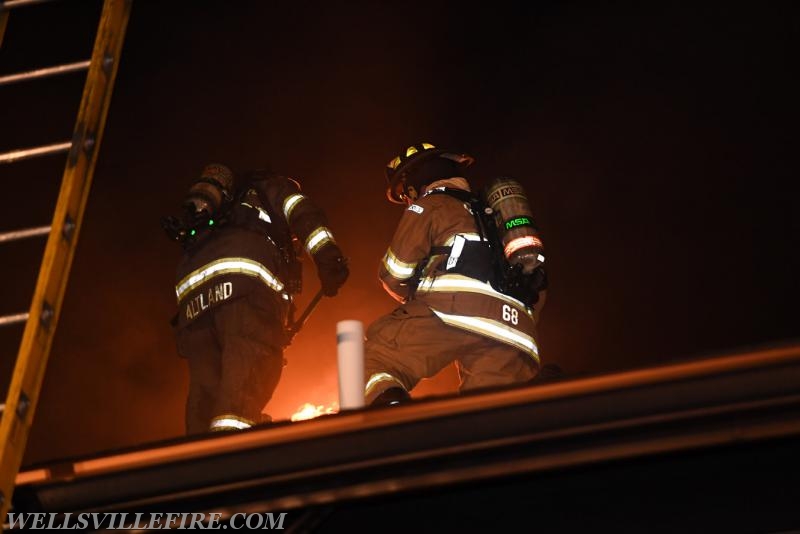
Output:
top-left (315, 245), bottom-right (350, 297)
top-left (530, 265), bottom-right (548, 293)
top-left (524, 266), bottom-right (548, 306)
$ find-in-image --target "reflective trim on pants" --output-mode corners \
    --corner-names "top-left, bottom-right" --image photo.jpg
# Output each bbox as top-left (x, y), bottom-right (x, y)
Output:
top-left (365, 372), bottom-right (407, 400)
top-left (432, 309), bottom-right (539, 364)
top-left (416, 274), bottom-right (532, 318)
top-left (210, 414), bottom-right (254, 431)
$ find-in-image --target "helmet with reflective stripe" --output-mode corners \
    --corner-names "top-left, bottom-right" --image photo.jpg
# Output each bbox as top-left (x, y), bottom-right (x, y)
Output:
top-left (385, 142), bottom-right (475, 204)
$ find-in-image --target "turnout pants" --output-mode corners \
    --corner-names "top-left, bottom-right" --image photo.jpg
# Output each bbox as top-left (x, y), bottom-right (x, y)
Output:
top-left (364, 300), bottom-right (538, 404)
top-left (176, 297), bottom-right (284, 434)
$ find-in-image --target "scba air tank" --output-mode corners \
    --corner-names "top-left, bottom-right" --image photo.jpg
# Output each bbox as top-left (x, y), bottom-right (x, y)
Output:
top-left (483, 177), bottom-right (544, 274)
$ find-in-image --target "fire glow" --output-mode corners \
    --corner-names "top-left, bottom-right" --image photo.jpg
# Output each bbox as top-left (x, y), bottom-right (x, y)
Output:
top-left (290, 401), bottom-right (339, 422)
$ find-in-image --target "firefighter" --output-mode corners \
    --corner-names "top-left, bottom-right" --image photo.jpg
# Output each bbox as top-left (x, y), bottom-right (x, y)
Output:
top-left (364, 143), bottom-right (547, 406)
top-left (167, 163), bottom-right (349, 433)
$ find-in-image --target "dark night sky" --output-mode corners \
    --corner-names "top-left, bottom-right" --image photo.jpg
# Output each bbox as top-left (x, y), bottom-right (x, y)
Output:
top-left (1, 1), bottom-right (797, 466)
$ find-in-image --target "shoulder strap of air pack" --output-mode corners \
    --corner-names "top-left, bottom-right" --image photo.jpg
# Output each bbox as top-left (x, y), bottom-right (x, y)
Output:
top-left (425, 186), bottom-right (545, 306)
top-left (422, 187), bottom-right (505, 286)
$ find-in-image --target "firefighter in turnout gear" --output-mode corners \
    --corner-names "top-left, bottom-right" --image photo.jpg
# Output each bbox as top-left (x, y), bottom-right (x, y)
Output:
top-left (364, 143), bottom-right (547, 406)
top-left (167, 163), bottom-right (349, 433)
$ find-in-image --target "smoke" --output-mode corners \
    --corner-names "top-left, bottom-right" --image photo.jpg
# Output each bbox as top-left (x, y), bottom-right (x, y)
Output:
top-left (3, 1), bottom-right (795, 468)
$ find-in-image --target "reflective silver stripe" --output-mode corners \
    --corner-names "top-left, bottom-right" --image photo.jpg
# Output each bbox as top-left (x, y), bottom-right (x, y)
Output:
top-left (416, 274), bottom-right (532, 317)
top-left (283, 193), bottom-right (306, 221)
top-left (424, 186), bottom-right (449, 196)
top-left (365, 372), bottom-right (406, 397)
top-left (442, 233), bottom-right (485, 271)
top-left (432, 309), bottom-right (540, 362)
top-left (175, 257), bottom-right (284, 301)
top-left (443, 232), bottom-right (484, 246)
top-left (241, 201), bottom-right (272, 222)
top-left (446, 235), bottom-right (466, 270)
top-left (210, 415), bottom-right (253, 431)
top-left (382, 248), bottom-right (417, 280)
top-left (305, 226), bottom-right (335, 255)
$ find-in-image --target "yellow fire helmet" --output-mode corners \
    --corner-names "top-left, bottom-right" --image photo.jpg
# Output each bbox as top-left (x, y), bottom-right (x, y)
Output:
top-left (384, 142), bottom-right (474, 204)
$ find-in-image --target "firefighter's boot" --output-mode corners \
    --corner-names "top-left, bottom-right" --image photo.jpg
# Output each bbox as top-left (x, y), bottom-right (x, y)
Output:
top-left (370, 387), bottom-right (411, 407)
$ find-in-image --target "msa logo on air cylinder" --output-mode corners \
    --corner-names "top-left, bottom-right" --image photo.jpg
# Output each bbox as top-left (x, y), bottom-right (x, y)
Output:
top-left (483, 176), bottom-right (545, 274)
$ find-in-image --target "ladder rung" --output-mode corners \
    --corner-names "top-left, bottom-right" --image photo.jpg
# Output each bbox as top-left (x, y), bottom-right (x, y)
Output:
top-left (0, 0), bottom-right (58, 11)
top-left (0, 60), bottom-right (89, 86)
top-left (0, 313), bottom-right (28, 327)
top-left (0, 141), bottom-right (70, 164)
top-left (0, 225), bottom-right (51, 244)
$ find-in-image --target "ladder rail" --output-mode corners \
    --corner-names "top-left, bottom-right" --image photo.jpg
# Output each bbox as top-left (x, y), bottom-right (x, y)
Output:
top-left (0, 0), bottom-right (132, 522)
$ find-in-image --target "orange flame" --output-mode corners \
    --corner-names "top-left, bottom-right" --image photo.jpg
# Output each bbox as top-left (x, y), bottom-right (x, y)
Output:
top-left (290, 401), bottom-right (339, 422)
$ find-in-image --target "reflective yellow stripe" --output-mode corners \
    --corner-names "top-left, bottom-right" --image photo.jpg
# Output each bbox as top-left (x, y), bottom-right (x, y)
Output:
top-left (416, 274), bottom-right (532, 317)
top-left (365, 372), bottom-right (406, 397)
top-left (175, 257), bottom-right (284, 301)
top-left (382, 248), bottom-right (417, 280)
top-left (283, 193), bottom-right (306, 221)
top-left (305, 226), bottom-right (335, 255)
top-left (432, 310), bottom-right (540, 362)
top-left (209, 414), bottom-right (254, 431)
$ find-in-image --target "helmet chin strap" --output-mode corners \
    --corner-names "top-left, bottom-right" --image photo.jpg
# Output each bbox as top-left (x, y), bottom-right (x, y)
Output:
top-left (403, 183), bottom-right (419, 205)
